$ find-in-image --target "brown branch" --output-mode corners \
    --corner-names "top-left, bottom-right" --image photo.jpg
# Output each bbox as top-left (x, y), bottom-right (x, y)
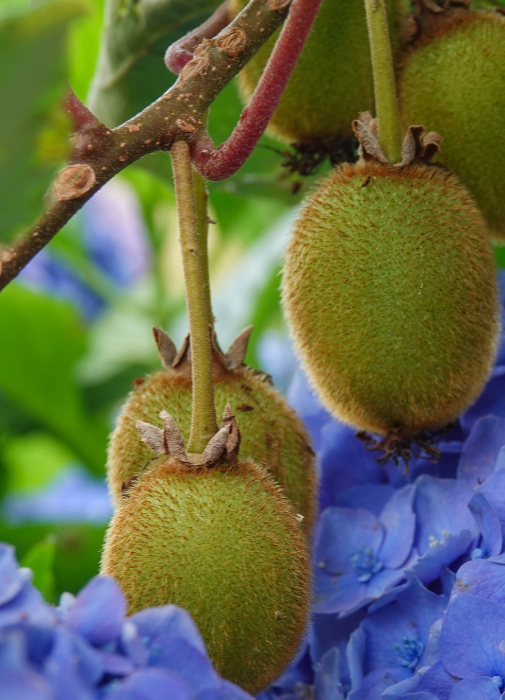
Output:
top-left (164, 0), bottom-right (232, 75)
top-left (0, 0), bottom-right (290, 292)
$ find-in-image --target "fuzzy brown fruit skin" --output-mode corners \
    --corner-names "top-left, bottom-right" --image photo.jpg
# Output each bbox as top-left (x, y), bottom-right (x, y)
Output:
top-left (107, 366), bottom-right (316, 535)
top-left (282, 161), bottom-right (499, 437)
top-left (101, 457), bottom-right (310, 694)
top-left (399, 11), bottom-right (505, 239)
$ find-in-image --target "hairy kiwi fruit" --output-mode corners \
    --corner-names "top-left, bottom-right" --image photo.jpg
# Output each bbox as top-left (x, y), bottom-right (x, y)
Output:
top-left (230, 0), bottom-right (405, 145)
top-left (107, 329), bottom-right (315, 534)
top-left (101, 456), bottom-right (310, 693)
top-left (282, 158), bottom-right (499, 438)
top-left (399, 10), bottom-right (505, 239)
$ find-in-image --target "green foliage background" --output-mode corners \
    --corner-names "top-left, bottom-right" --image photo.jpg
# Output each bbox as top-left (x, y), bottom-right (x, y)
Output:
top-left (0, 0), bottom-right (504, 598)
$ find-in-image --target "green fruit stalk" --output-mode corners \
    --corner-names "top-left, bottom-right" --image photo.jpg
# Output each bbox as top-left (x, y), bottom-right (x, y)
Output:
top-left (230, 0), bottom-right (405, 145)
top-left (399, 7), bottom-right (505, 239)
top-left (107, 327), bottom-right (316, 535)
top-left (282, 116), bottom-right (499, 439)
top-left (102, 410), bottom-right (310, 694)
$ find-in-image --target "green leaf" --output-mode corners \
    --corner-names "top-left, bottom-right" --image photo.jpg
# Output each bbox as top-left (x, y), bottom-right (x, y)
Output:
top-left (0, 0), bottom-right (84, 241)
top-left (88, 0), bottom-right (221, 127)
top-left (21, 536), bottom-right (56, 603)
top-left (2, 432), bottom-right (76, 493)
top-left (0, 522), bottom-right (106, 597)
top-left (0, 285), bottom-right (108, 473)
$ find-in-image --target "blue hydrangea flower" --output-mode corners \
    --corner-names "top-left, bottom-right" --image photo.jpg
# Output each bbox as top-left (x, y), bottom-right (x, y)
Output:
top-left (314, 486), bottom-right (416, 615)
top-left (0, 544), bottom-right (252, 700)
top-left (457, 416), bottom-right (505, 489)
top-left (1, 466), bottom-right (112, 525)
top-left (386, 560), bottom-right (505, 699)
top-left (19, 250), bottom-right (105, 321)
top-left (410, 475), bottom-right (477, 585)
top-left (80, 179), bottom-right (151, 289)
top-left (346, 579), bottom-right (446, 699)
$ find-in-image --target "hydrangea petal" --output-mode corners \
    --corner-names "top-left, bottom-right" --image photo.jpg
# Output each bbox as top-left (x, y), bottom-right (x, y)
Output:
top-left (457, 417), bottom-right (505, 487)
top-left (468, 492), bottom-right (502, 557)
top-left (0, 545), bottom-right (25, 606)
top-left (358, 578), bottom-right (446, 675)
top-left (66, 576), bottom-right (126, 646)
top-left (0, 584), bottom-right (55, 629)
top-left (131, 605), bottom-right (206, 655)
top-left (440, 593), bottom-right (505, 679)
top-left (415, 661), bottom-right (457, 700)
top-left (333, 485), bottom-right (396, 517)
top-left (107, 668), bottom-right (188, 700)
top-left (425, 619), bottom-right (443, 666)
top-left (313, 570), bottom-right (368, 616)
top-left (314, 508), bottom-right (384, 575)
top-left (410, 531), bottom-right (475, 585)
top-left (0, 671), bottom-right (54, 700)
top-left (147, 636), bottom-right (220, 694)
top-left (460, 375), bottom-right (505, 432)
top-left (318, 422), bottom-right (385, 509)
top-left (363, 569), bottom-right (408, 605)
top-left (382, 670), bottom-right (426, 698)
top-left (479, 466), bottom-right (505, 539)
top-left (448, 677), bottom-right (502, 700)
top-left (414, 476), bottom-right (476, 555)
top-left (379, 486), bottom-right (416, 569)
top-left (348, 668), bottom-right (410, 700)
top-left (313, 648), bottom-right (345, 700)
top-left (43, 628), bottom-right (96, 700)
top-left (453, 558), bottom-right (505, 604)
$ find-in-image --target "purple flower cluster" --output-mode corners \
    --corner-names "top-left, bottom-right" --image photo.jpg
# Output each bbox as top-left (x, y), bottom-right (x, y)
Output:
top-left (257, 271), bottom-right (505, 699)
top-left (0, 543), bottom-right (251, 700)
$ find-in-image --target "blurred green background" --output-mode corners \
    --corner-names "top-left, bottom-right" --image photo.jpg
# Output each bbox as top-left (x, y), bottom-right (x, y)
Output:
top-left (1, 0), bottom-right (504, 602)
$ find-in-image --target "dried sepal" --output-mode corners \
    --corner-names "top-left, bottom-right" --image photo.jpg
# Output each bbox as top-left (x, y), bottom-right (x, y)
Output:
top-left (153, 325), bottom-right (258, 379)
top-left (135, 421), bottom-right (164, 454)
top-left (135, 405), bottom-right (242, 468)
top-left (152, 327), bottom-right (178, 368)
top-left (159, 411), bottom-right (187, 460)
top-left (406, 0), bottom-right (472, 43)
top-left (352, 113), bottom-right (442, 168)
top-left (226, 325), bottom-right (253, 369)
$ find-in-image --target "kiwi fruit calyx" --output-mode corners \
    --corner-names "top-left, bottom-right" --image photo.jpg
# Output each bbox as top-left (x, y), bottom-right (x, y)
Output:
top-left (136, 403), bottom-right (241, 474)
top-left (352, 111), bottom-right (442, 168)
top-left (152, 324), bottom-right (269, 384)
top-left (404, 0), bottom-right (474, 44)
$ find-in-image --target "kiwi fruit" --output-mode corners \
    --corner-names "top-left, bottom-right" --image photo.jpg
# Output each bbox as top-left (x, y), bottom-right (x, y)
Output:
top-left (101, 450), bottom-right (310, 693)
top-left (107, 327), bottom-right (316, 535)
top-left (282, 119), bottom-right (499, 439)
top-left (398, 9), bottom-right (505, 239)
top-left (230, 0), bottom-right (405, 146)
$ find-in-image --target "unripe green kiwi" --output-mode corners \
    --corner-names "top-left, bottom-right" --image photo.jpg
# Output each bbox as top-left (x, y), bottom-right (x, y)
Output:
top-left (282, 161), bottom-right (499, 437)
top-left (107, 333), bottom-right (316, 535)
top-left (101, 456), bottom-right (310, 693)
top-left (399, 11), bottom-right (505, 239)
top-left (230, 0), bottom-right (405, 144)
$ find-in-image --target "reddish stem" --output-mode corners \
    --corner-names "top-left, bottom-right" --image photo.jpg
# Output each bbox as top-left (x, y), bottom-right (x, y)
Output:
top-left (191, 0), bottom-right (323, 181)
top-left (165, 1), bottom-right (232, 74)
top-left (65, 88), bottom-right (100, 132)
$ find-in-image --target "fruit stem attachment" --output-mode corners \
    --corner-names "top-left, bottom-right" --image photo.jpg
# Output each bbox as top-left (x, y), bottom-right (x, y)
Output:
top-left (191, 0), bottom-right (325, 180)
top-left (364, 0), bottom-right (402, 164)
top-left (171, 140), bottom-right (218, 454)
